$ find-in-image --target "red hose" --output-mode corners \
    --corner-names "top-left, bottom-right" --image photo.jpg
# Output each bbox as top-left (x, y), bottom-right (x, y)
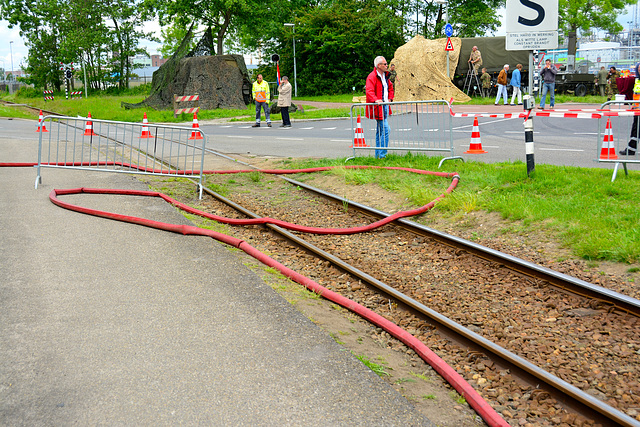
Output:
top-left (48, 180), bottom-right (508, 427)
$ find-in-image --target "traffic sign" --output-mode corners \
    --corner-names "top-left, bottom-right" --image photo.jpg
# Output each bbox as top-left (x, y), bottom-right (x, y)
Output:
top-left (445, 38), bottom-right (454, 52)
top-left (505, 0), bottom-right (558, 50)
top-left (445, 23), bottom-right (453, 37)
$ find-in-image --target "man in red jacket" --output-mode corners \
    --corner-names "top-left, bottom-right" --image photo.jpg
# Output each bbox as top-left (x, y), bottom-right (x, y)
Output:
top-left (365, 56), bottom-right (394, 159)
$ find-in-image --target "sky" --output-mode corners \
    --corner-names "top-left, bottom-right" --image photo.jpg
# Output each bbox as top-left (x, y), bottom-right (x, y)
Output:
top-left (1, 4), bottom-right (638, 73)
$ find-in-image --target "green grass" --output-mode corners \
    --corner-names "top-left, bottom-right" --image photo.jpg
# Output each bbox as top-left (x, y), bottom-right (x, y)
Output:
top-left (353, 353), bottom-right (391, 377)
top-left (462, 93), bottom-right (606, 106)
top-left (285, 154), bottom-right (640, 264)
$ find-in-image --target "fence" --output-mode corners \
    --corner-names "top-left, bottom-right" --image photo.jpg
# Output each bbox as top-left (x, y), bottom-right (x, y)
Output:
top-left (349, 100), bottom-right (459, 165)
top-left (597, 99), bottom-right (640, 181)
top-left (36, 115), bottom-right (207, 197)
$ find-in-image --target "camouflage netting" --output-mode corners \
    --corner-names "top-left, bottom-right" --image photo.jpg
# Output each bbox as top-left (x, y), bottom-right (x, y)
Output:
top-left (123, 27), bottom-right (252, 111)
top-left (391, 35), bottom-right (470, 103)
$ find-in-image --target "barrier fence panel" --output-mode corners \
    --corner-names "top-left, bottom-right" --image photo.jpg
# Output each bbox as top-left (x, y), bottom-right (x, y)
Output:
top-left (36, 115), bottom-right (207, 198)
top-left (349, 100), bottom-right (459, 164)
top-left (597, 100), bottom-right (640, 181)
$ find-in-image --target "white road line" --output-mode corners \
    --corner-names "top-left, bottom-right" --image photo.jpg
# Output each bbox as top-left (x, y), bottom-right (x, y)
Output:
top-left (574, 132), bottom-right (597, 135)
top-left (322, 127), bottom-right (337, 130)
top-left (276, 137), bottom-right (304, 141)
top-left (237, 126), bottom-right (253, 129)
top-left (504, 130), bottom-right (541, 134)
top-left (219, 125), bottom-right (233, 128)
top-left (460, 145), bottom-right (500, 148)
top-left (226, 135), bottom-right (253, 139)
top-left (299, 127), bottom-right (314, 130)
top-left (330, 139), bottom-right (351, 142)
top-left (424, 129), bottom-right (440, 132)
top-left (396, 128), bottom-right (412, 132)
top-left (539, 148), bottom-right (584, 152)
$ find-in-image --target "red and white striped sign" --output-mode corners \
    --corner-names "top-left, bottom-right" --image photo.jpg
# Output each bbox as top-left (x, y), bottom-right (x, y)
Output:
top-left (174, 107), bottom-right (200, 115)
top-left (174, 95), bottom-right (199, 102)
top-left (44, 90), bottom-right (54, 101)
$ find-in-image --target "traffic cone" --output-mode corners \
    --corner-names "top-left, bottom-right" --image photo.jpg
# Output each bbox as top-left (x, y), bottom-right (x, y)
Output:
top-left (36, 110), bottom-right (48, 132)
top-left (350, 114), bottom-right (368, 147)
top-left (188, 112), bottom-right (203, 140)
top-left (464, 117), bottom-right (487, 154)
top-left (599, 118), bottom-right (618, 160)
top-left (139, 112), bottom-right (153, 138)
top-left (84, 112), bottom-right (97, 136)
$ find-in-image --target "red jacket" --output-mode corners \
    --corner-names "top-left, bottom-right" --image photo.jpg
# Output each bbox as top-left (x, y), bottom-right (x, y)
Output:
top-left (365, 68), bottom-right (394, 120)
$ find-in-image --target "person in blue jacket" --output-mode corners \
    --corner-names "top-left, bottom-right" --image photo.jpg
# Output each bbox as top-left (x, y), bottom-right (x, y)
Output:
top-left (510, 64), bottom-right (523, 105)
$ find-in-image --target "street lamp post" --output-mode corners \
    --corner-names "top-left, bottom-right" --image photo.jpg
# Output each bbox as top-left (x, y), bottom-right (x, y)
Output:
top-left (10, 41), bottom-right (14, 81)
top-left (284, 23), bottom-right (297, 97)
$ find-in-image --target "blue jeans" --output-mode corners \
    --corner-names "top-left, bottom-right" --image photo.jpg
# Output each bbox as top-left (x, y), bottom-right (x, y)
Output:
top-left (255, 102), bottom-right (271, 124)
top-left (495, 84), bottom-right (508, 105)
top-left (375, 105), bottom-right (390, 159)
top-left (540, 83), bottom-right (555, 108)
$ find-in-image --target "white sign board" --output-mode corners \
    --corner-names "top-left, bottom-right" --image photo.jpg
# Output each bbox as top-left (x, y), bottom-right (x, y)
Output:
top-left (505, 0), bottom-right (558, 50)
top-left (506, 31), bottom-right (558, 50)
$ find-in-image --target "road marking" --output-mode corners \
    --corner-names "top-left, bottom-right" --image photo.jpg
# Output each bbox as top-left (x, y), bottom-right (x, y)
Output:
top-left (330, 139), bottom-right (351, 142)
top-left (424, 128), bottom-right (440, 132)
top-left (276, 137), bottom-right (304, 141)
top-left (219, 125), bottom-right (233, 128)
top-left (299, 127), bottom-right (314, 130)
top-left (322, 127), bottom-right (337, 130)
top-left (539, 148), bottom-right (584, 152)
top-left (460, 145), bottom-right (500, 148)
top-left (504, 130), bottom-right (541, 134)
top-left (237, 126), bottom-right (253, 129)
top-left (396, 128), bottom-right (412, 132)
top-left (226, 135), bottom-right (253, 139)
top-left (574, 132), bottom-right (597, 135)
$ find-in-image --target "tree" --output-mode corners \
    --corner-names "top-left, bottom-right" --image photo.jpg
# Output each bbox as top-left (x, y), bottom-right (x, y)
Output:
top-left (559, 0), bottom-right (635, 69)
top-left (144, 0), bottom-right (261, 55)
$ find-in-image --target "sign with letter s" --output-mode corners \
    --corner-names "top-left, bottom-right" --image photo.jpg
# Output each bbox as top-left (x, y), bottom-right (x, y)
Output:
top-left (505, 0), bottom-right (558, 33)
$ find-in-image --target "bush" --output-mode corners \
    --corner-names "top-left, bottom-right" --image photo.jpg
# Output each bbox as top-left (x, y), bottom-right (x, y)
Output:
top-left (15, 86), bottom-right (42, 98)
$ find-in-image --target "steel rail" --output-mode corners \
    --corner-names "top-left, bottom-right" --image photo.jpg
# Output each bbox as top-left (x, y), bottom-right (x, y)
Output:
top-left (196, 179), bottom-right (639, 427)
top-left (282, 176), bottom-right (640, 318)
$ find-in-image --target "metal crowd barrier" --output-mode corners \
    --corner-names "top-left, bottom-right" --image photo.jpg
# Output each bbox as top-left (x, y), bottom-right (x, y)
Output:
top-left (349, 100), bottom-right (460, 165)
top-left (597, 100), bottom-right (640, 182)
top-left (36, 115), bottom-right (207, 198)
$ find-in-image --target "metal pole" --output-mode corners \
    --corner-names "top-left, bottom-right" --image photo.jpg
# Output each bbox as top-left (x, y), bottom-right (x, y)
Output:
top-left (524, 110), bottom-right (535, 176)
top-left (10, 41), bottom-right (14, 81)
top-left (292, 25), bottom-right (297, 98)
top-left (445, 1), bottom-right (449, 79)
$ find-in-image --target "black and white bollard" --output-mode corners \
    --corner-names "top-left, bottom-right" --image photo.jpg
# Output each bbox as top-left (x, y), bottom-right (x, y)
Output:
top-left (523, 95), bottom-right (535, 176)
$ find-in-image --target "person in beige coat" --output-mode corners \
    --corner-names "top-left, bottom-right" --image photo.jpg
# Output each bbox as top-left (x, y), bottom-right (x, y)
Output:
top-left (277, 76), bottom-right (292, 127)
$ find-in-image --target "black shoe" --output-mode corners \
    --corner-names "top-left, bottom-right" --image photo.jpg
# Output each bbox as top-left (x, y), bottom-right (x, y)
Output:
top-left (252, 124), bottom-right (260, 127)
top-left (619, 149), bottom-right (636, 155)
top-left (284, 125), bottom-right (291, 128)
top-left (279, 124), bottom-right (286, 127)
top-left (267, 123), bottom-right (272, 127)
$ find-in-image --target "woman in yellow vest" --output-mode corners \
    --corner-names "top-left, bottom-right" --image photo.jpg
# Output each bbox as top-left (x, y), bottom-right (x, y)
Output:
top-left (252, 74), bottom-right (271, 127)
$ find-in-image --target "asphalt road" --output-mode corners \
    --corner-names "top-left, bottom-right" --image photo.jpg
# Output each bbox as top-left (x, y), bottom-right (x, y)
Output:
top-left (195, 109), bottom-right (617, 169)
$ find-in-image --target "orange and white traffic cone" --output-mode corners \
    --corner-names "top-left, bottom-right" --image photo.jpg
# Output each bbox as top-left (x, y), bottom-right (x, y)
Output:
top-left (599, 118), bottom-right (618, 160)
top-left (36, 110), bottom-right (48, 132)
top-left (464, 116), bottom-right (487, 154)
top-left (188, 112), bottom-right (203, 140)
top-left (84, 112), bottom-right (97, 136)
top-left (350, 114), bottom-right (368, 147)
top-left (139, 112), bottom-right (153, 138)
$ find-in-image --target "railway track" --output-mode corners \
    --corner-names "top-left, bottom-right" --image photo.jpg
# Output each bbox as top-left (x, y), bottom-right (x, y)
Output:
top-left (159, 166), bottom-right (640, 427)
top-left (7, 99), bottom-right (640, 424)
